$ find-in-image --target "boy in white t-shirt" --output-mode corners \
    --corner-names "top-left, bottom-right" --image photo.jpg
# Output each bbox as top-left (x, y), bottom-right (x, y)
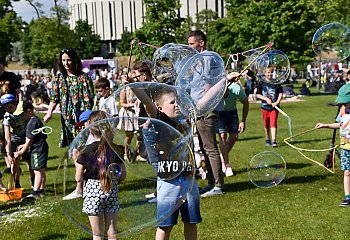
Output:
top-left (96, 77), bottom-right (118, 116)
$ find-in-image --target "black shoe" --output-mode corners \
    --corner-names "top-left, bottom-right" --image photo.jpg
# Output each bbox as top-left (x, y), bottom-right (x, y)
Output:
top-left (339, 198), bottom-right (350, 207)
top-left (272, 141), bottom-right (278, 147)
top-left (265, 139), bottom-right (271, 146)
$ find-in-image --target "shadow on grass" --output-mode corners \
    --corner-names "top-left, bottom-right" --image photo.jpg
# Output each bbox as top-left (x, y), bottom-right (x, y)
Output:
top-left (38, 234), bottom-right (68, 240)
top-left (286, 162), bottom-right (312, 169)
top-left (224, 174), bottom-right (328, 193)
top-left (285, 136), bottom-right (332, 145)
top-left (283, 175), bottom-right (327, 184)
top-left (238, 135), bottom-right (263, 141)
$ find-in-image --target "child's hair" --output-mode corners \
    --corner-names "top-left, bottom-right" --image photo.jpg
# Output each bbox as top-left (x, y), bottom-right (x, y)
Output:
top-left (95, 77), bottom-right (110, 89)
top-left (154, 88), bottom-right (176, 105)
top-left (23, 101), bottom-right (34, 111)
top-left (88, 110), bottom-right (115, 192)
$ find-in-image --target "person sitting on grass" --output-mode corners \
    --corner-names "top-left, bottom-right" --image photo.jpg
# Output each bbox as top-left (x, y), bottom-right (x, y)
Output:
top-left (315, 84), bottom-right (350, 207)
top-left (14, 101), bottom-right (49, 198)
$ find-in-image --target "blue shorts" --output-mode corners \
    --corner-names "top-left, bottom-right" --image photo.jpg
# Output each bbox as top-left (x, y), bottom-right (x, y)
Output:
top-left (157, 175), bottom-right (202, 227)
top-left (217, 110), bottom-right (239, 134)
top-left (341, 148), bottom-right (350, 171)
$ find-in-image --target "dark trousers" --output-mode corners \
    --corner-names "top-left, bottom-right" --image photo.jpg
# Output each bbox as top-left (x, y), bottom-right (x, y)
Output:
top-left (196, 113), bottom-right (224, 188)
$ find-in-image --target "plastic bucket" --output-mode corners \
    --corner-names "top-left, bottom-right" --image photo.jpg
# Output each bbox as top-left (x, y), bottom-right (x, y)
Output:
top-left (0, 188), bottom-right (24, 202)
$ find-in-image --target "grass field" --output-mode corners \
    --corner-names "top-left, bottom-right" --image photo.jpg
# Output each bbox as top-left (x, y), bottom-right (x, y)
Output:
top-left (1, 90), bottom-right (350, 240)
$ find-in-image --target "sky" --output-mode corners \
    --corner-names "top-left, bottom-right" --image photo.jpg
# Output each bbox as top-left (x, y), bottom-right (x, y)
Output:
top-left (12, 0), bottom-right (67, 23)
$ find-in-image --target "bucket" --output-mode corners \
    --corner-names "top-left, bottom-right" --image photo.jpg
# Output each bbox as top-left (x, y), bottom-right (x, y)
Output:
top-left (0, 188), bottom-right (24, 202)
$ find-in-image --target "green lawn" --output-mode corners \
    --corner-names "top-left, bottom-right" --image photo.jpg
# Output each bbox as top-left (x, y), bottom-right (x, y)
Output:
top-left (1, 91), bottom-right (350, 240)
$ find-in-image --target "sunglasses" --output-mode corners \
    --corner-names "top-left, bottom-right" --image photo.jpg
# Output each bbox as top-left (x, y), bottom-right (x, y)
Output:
top-left (60, 48), bottom-right (74, 54)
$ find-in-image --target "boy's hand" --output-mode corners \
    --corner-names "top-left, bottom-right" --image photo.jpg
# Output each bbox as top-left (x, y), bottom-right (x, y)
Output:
top-left (315, 123), bottom-right (324, 129)
top-left (227, 72), bottom-right (240, 82)
top-left (43, 113), bottom-right (52, 123)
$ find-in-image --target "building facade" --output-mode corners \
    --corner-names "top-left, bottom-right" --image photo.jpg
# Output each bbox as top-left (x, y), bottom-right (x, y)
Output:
top-left (69, 0), bottom-right (226, 51)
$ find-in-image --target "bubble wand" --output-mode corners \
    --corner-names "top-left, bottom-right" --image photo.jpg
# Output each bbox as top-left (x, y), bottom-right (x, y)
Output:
top-left (283, 128), bottom-right (338, 173)
top-left (227, 43), bottom-right (273, 87)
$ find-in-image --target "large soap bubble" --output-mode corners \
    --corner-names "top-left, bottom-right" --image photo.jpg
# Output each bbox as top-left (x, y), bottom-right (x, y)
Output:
top-left (152, 43), bottom-right (198, 84)
top-left (175, 51), bottom-right (227, 117)
top-left (55, 118), bottom-right (196, 238)
top-left (312, 22), bottom-right (350, 60)
top-left (256, 50), bottom-right (290, 85)
top-left (247, 151), bottom-right (287, 188)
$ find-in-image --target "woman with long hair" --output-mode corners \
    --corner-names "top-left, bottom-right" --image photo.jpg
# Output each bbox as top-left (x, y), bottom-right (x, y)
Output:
top-left (43, 48), bottom-right (94, 147)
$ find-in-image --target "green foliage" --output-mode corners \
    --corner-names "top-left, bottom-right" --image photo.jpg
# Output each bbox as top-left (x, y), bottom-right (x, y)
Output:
top-left (208, 0), bottom-right (319, 65)
top-left (72, 20), bottom-right (101, 59)
top-left (117, 29), bottom-right (134, 55)
top-left (133, 0), bottom-right (186, 59)
top-left (195, 9), bottom-right (218, 34)
top-left (22, 17), bottom-right (74, 68)
top-left (0, 0), bottom-right (23, 64)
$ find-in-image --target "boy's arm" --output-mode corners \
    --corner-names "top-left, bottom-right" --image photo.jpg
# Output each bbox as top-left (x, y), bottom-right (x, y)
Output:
top-left (256, 94), bottom-right (272, 105)
top-left (4, 125), bottom-right (12, 156)
top-left (238, 97), bottom-right (249, 133)
top-left (315, 122), bottom-right (340, 129)
top-left (14, 137), bottom-right (33, 158)
top-left (130, 87), bottom-right (157, 118)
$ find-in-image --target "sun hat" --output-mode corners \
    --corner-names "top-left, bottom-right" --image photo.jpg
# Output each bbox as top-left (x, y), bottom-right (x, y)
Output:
top-left (335, 84), bottom-right (350, 103)
top-left (13, 101), bottom-right (34, 116)
top-left (0, 94), bottom-right (16, 105)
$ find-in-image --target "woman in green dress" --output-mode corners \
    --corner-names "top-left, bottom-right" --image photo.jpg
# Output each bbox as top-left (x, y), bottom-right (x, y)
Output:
top-left (44, 48), bottom-right (94, 147)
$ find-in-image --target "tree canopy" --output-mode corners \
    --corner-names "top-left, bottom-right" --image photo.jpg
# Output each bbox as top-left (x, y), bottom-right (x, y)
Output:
top-left (0, 0), bottom-right (23, 64)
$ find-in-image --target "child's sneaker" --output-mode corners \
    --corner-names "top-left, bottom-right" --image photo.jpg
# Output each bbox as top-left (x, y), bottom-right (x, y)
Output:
top-left (225, 166), bottom-right (235, 177)
top-left (272, 141), bottom-right (278, 147)
top-left (265, 139), bottom-right (271, 146)
top-left (339, 198), bottom-right (350, 207)
top-left (200, 187), bottom-right (224, 198)
top-left (145, 192), bottom-right (156, 199)
top-left (199, 185), bottom-right (213, 195)
top-left (63, 190), bottom-right (83, 200)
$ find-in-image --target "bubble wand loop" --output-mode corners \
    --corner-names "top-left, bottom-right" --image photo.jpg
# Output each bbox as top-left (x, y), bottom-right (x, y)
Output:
top-left (283, 127), bottom-right (338, 173)
top-left (31, 126), bottom-right (53, 135)
top-left (227, 43), bottom-right (273, 87)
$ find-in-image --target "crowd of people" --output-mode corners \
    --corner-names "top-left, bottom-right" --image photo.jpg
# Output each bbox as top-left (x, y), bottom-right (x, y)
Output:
top-left (1, 29), bottom-right (350, 239)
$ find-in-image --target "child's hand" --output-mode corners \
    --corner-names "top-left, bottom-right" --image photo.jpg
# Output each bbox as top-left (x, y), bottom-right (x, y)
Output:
top-left (17, 144), bottom-right (24, 151)
top-left (315, 123), bottom-right (324, 129)
top-left (14, 151), bottom-right (21, 159)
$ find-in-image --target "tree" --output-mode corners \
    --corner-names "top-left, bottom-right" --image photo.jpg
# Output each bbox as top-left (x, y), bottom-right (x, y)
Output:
top-left (0, 0), bottom-right (23, 64)
top-left (72, 20), bottom-right (101, 59)
top-left (25, 0), bottom-right (44, 19)
top-left (117, 29), bottom-right (134, 55)
top-left (207, 0), bottom-right (319, 65)
top-left (133, 0), bottom-right (186, 58)
top-left (22, 17), bottom-right (74, 68)
top-left (195, 9), bottom-right (218, 34)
